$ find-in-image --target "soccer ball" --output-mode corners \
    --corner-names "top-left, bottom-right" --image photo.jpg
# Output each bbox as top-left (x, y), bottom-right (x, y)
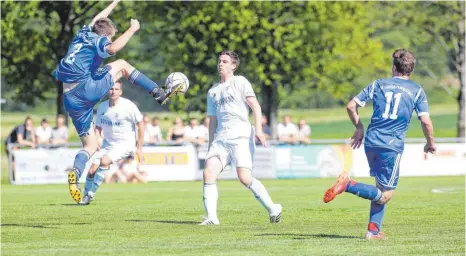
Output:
top-left (165, 72), bottom-right (189, 94)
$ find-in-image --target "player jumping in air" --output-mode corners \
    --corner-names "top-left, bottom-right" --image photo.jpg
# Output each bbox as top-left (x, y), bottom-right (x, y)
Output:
top-left (200, 50), bottom-right (282, 225)
top-left (323, 49), bottom-right (437, 240)
top-left (80, 80), bottom-right (144, 205)
top-left (54, 0), bottom-right (181, 202)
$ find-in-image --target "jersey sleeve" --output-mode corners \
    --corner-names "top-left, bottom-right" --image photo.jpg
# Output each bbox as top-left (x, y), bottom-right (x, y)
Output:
top-left (414, 88), bottom-right (429, 117)
top-left (240, 76), bottom-right (256, 99)
top-left (354, 80), bottom-right (377, 107)
top-left (130, 102), bottom-right (144, 123)
top-left (207, 92), bottom-right (216, 116)
top-left (94, 36), bottom-right (114, 59)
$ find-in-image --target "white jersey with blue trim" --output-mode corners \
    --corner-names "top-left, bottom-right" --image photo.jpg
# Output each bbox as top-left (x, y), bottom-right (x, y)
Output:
top-left (206, 75), bottom-right (256, 140)
top-left (95, 97), bottom-right (143, 147)
top-left (54, 24), bottom-right (114, 83)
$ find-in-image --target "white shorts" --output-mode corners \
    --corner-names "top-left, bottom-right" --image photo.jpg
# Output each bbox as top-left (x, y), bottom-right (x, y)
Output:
top-left (205, 138), bottom-right (255, 170)
top-left (93, 144), bottom-right (135, 166)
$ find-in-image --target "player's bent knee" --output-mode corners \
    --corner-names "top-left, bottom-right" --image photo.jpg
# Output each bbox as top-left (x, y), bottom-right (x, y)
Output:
top-left (100, 156), bottom-right (112, 167)
top-left (377, 191), bottom-right (394, 204)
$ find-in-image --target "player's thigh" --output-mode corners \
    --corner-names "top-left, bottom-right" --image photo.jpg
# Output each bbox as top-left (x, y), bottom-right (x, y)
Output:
top-left (370, 148), bottom-right (402, 190)
top-left (80, 126), bottom-right (98, 155)
top-left (104, 146), bottom-right (134, 166)
top-left (205, 140), bottom-right (230, 175)
top-left (231, 139), bottom-right (254, 170)
top-left (106, 59), bottom-right (135, 81)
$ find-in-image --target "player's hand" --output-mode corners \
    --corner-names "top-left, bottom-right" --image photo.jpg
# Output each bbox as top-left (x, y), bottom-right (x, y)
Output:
top-left (136, 148), bottom-right (145, 163)
top-left (350, 127), bottom-right (364, 149)
top-left (130, 19), bottom-right (140, 32)
top-left (255, 132), bottom-right (268, 147)
top-left (424, 142), bottom-right (437, 154)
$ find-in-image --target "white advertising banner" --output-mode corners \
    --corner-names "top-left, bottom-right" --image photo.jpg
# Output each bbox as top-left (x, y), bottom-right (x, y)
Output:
top-left (351, 143), bottom-right (466, 177)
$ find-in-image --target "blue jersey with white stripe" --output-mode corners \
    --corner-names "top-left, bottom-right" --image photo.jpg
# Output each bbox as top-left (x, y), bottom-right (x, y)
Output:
top-left (354, 77), bottom-right (429, 152)
top-left (54, 25), bottom-right (114, 83)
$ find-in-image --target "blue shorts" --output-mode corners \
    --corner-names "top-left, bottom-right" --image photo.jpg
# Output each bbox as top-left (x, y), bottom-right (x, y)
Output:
top-left (64, 66), bottom-right (114, 137)
top-left (365, 147), bottom-right (402, 190)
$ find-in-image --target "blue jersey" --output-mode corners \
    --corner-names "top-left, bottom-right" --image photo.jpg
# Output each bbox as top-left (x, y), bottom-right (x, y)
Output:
top-left (354, 77), bottom-right (429, 152)
top-left (54, 25), bottom-right (114, 83)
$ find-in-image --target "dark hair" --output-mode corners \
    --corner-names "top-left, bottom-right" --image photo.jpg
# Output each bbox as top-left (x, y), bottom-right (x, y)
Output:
top-left (41, 118), bottom-right (48, 123)
top-left (152, 116), bottom-right (159, 122)
top-left (218, 50), bottom-right (240, 69)
top-left (392, 49), bottom-right (416, 76)
top-left (92, 18), bottom-right (116, 36)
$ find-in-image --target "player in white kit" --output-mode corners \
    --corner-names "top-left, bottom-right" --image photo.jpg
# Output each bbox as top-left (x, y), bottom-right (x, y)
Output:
top-left (80, 80), bottom-right (144, 205)
top-left (200, 50), bottom-right (282, 225)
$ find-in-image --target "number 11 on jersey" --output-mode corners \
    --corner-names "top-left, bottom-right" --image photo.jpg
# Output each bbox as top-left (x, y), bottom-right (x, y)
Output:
top-left (382, 92), bottom-right (401, 120)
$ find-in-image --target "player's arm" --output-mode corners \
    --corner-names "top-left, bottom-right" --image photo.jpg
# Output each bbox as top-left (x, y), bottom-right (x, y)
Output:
top-left (106, 19), bottom-right (140, 55)
top-left (415, 88), bottom-right (436, 154)
top-left (246, 96), bottom-right (267, 147)
top-left (90, 0), bottom-right (120, 26)
top-left (346, 99), bottom-right (364, 149)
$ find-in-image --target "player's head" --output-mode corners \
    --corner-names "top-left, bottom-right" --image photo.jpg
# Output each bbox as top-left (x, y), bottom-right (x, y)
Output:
top-left (108, 80), bottom-right (122, 101)
top-left (93, 18), bottom-right (117, 38)
top-left (392, 49), bottom-right (416, 76)
top-left (217, 50), bottom-right (240, 77)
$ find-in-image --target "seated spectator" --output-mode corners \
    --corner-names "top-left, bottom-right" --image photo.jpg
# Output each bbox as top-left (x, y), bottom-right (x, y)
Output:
top-left (104, 163), bottom-right (127, 184)
top-left (277, 115), bottom-right (298, 143)
top-left (120, 155), bottom-right (147, 183)
top-left (35, 118), bottom-right (52, 145)
top-left (51, 114), bottom-right (69, 146)
top-left (198, 116), bottom-right (210, 142)
top-left (167, 116), bottom-right (185, 143)
top-left (142, 114), bottom-right (155, 144)
top-left (297, 119), bottom-right (311, 144)
top-left (150, 117), bottom-right (164, 143)
top-left (184, 118), bottom-right (207, 146)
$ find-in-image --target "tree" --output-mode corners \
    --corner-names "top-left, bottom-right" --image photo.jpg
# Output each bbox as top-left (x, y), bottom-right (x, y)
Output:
top-left (144, 1), bottom-right (385, 137)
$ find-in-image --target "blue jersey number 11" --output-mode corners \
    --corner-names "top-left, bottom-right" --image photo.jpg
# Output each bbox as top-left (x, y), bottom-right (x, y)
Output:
top-left (382, 92), bottom-right (401, 120)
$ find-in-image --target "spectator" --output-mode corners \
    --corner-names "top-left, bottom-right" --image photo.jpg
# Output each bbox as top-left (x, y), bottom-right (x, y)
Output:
top-left (277, 115), bottom-right (298, 143)
top-left (150, 116), bottom-right (164, 143)
top-left (142, 114), bottom-right (155, 144)
top-left (198, 116), bottom-right (210, 142)
top-left (104, 163), bottom-right (127, 184)
top-left (184, 118), bottom-right (207, 145)
top-left (297, 119), bottom-right (311, 144)
top-left (51, 114), bottom-right (69, 146)
top-left (261, 115), bottom-right (271, 139)
top-left (35, 118), bottom-right (52, 145)
top-left (167, 116), bottom-right (185, 143)
top-left (120, 155), bottom-right (147, 183)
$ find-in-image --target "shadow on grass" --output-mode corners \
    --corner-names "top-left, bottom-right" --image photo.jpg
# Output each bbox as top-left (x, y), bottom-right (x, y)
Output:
top-left (126, 219), bottom-right (198, 225)
top-left (46, 204), bottom-right (83, 206)
top-left (1, 223), bottom-right (89, 229)
top-left (256, 233), bottom-right (361, 240)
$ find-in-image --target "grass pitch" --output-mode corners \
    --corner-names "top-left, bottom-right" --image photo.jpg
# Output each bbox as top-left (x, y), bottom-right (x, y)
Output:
top-left (1, 176), bottom-right (464, 255)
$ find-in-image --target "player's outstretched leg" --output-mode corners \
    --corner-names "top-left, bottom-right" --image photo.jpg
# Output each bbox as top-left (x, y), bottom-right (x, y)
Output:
top-left (106, 59), bottom-right (183, 105)
top-left (323, 173), bottom-right (351, 203)
top-left (200, 157), bottom-right (221, 225)
top-left (238, 168), bottom-right (282, 223)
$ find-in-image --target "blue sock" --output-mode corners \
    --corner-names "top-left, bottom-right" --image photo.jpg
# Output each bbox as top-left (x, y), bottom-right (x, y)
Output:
top-left (129, 69), bottom-right (160, 93)
top-left (368, 202), bottom-right (386, 235)
top-left (73, 150), bottom-right (90, 178)
top-left (84, 173), bottom-right (95, 196)
top-left (89, 167), bottom-right (108, 197)
top-left (345, 180), bottom-right (382, 201)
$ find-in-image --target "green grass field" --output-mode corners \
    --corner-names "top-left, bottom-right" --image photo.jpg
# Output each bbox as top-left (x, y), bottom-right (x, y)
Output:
top-left (1, 177), bottom-right (464, 255)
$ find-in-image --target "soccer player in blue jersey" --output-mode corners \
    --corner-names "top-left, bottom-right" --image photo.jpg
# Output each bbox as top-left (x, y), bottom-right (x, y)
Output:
top-left (54, 0), bottom-right (182, 202)
top-left (323, 49), bottom-right (437, 240)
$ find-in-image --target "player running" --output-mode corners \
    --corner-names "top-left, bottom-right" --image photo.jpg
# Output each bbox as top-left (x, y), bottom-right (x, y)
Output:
top-left (323, 49), bottom-right (437, 240)
top-left (80, 80), bottom-right (143, 205)
top-left (200, 50), bottom-right (282, 225)
top-left (53, 0), bottom-right (181, 202)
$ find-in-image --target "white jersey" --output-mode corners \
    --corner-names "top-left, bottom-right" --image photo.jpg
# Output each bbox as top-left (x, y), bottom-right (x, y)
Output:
top-left (207, 75), bottom-right (255, 140)
top-left (95, 97), bottom-right (143, 147)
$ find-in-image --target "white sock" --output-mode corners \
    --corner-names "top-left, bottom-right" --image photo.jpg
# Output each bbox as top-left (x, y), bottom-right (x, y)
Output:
top-left (248, 178), bottom-right (274, 212)
top-left (90, 167), bottom-right (108, 198)
top-left (203, 183), bottom-right (218, 220)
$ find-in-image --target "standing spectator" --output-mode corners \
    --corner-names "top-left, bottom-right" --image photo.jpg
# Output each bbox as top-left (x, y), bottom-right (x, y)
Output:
top-left (4, 116), bottom-right (36, 177)
top-left (35, 118), bottom-right (52, 145)
top-left (297, 119), bottom-right (311, 144)
top-left (167, 116), bottom-right (185, 143)
top-left (150, 116), bottom-right (164, 143)
top-left (51, 114), bottom-right (69, 146)
top-left (261, 115), bottom-right (271, 139)
top-left (277, 115), bottom-right (298, 143)
top-left (198, 116), bottom-right (210, 142)
top-left (184, 118), bottom-right (207, 145)
top-left (142, 114), bottom-right (154, 144)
